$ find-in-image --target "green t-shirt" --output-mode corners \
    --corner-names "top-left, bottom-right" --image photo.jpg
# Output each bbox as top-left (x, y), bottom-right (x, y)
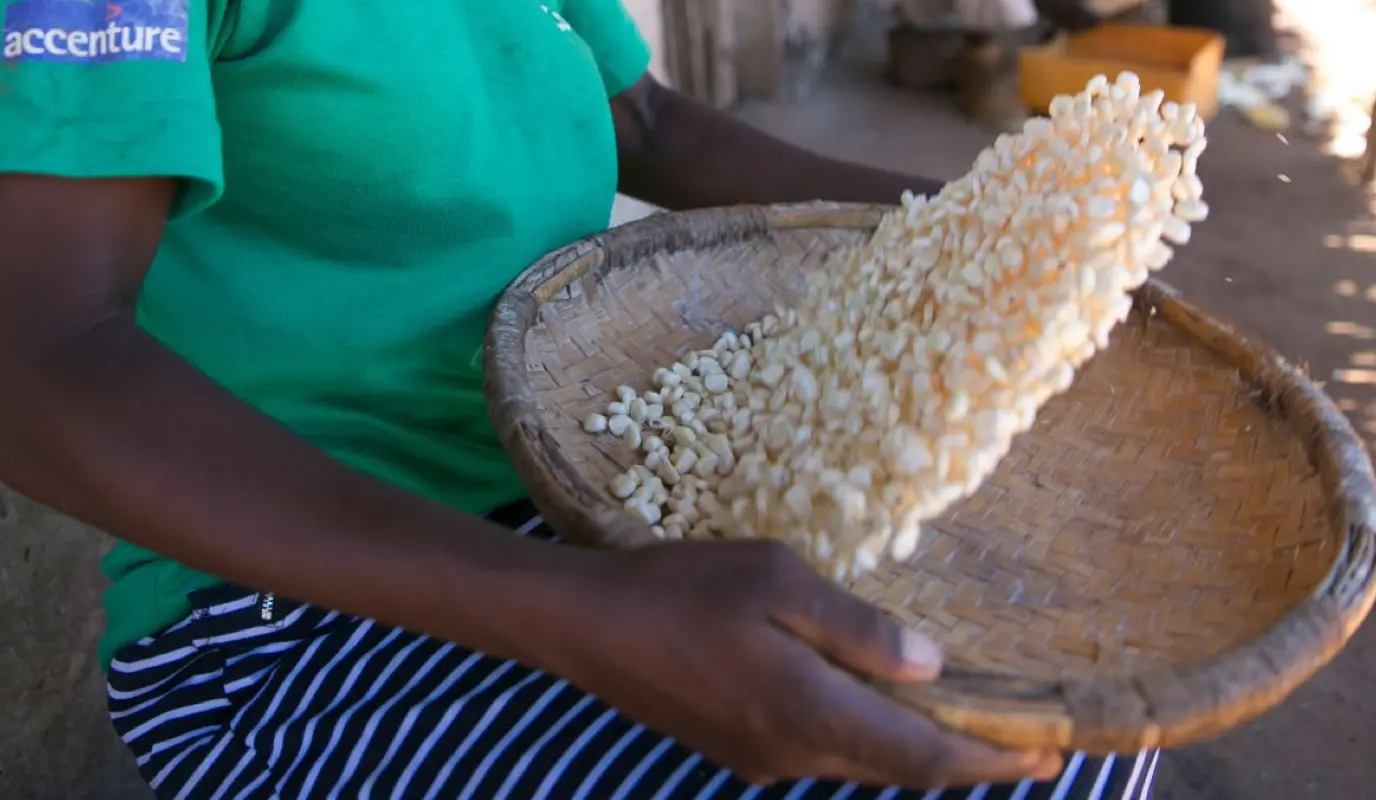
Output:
top-left (0, 0), bottom-right (650, 668)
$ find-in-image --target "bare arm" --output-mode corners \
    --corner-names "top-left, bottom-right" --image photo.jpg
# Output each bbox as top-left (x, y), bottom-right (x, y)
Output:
top-left (610, 76), bottom-right (945, 210)
top-left (0, 174), bottom-right (1056, 788)
top-left (0, 175), bottom-right (609, 671)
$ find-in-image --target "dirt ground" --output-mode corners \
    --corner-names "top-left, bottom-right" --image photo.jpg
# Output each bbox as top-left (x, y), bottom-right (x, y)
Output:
top-left (733, 20), bottom-right (1376, 800)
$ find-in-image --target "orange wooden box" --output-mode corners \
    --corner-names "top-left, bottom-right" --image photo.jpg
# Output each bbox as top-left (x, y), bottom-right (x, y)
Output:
top-left (1018, 24), bottom-right (1227, 120)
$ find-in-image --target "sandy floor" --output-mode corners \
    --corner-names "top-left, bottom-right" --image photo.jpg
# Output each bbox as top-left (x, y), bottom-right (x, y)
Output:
top-left (720, 14), bottom-right (1376, 800)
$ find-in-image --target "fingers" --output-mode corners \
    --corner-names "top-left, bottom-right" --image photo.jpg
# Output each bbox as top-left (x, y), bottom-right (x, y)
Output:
top-left (776, 637), bottom-right (1060, 789)
top-left (836, 677), bottom-right (1061, 788)
top-left (770, 576), bottom-right (941, 683)
top-left (818, 736), bottom-right (1063, 790)
top-left (840, 672), bottom-right (1060, 788)
top-left (903, 728), bottom-right (1064, 789)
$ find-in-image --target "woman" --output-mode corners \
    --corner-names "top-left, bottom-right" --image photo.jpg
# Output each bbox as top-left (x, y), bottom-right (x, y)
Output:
top-left (0, 1), bottom-right (1157, 797)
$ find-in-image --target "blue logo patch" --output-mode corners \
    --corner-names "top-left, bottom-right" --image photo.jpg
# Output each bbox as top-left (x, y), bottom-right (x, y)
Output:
top-left (2, 0), bottom-right (188, 63)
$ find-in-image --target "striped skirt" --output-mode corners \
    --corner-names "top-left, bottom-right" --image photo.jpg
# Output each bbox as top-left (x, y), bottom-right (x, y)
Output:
top-left (107, 503), bottom-right (1158, 799)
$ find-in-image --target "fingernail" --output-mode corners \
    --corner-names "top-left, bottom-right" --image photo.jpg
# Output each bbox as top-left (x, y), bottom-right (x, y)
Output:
top-left (899, 630), bottom-right (942, 677)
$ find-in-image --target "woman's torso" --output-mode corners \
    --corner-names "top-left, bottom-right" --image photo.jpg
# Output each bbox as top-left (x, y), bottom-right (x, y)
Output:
top-left (99, 0), bottom-right (642, 665)
top-left (141, 0), bottom-right (620, 507)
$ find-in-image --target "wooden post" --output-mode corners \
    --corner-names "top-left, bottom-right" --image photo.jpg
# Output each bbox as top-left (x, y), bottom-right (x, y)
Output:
top-left (710, 0), bottom-right (740, 109)
top-left (729, 0), bottom-right (785, 100)
top-left (1362, 95), bottom-right (1376, 184)
top-left (660, 0), bottom-right (744, 109)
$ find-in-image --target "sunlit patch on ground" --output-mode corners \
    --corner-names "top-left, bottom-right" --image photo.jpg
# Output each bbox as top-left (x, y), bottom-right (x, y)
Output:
top-left (1275, 0), bottom-right (1376, 159)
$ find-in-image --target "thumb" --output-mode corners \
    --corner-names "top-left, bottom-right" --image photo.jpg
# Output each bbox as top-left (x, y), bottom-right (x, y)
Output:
top-left (771, 582), bottom-right (942, 683)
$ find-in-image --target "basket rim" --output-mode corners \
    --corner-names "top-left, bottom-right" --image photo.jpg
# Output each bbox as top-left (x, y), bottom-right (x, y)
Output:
top-left (484, 201), bottom-right (1376, 754)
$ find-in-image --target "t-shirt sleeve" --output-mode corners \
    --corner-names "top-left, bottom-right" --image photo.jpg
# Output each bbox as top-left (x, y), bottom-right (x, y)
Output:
top-left (0, 0), bottom-right (224, 218)
top-left (560, 0), bottom-right (651, 97)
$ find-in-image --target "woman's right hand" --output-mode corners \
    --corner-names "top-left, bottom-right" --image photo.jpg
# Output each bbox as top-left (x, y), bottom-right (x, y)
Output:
top-left (559, 539), bottom-right (1063, 790)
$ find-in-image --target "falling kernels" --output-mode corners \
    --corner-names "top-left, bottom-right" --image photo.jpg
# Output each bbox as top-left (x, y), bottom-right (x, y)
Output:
top-left (595, 71), bottom-right (1208, 586)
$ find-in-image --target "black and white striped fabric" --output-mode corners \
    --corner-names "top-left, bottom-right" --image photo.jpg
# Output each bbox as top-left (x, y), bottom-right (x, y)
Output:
top-left (107, 503), bottom-right (1158, 799)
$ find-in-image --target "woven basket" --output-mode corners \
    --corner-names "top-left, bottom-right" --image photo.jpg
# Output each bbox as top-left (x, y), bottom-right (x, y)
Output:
top-left (485, 203), bottom-right (1376, 755)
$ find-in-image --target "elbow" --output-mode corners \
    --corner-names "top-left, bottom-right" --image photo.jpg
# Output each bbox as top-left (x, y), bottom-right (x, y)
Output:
top-left (611, 75), bottom-right (668, 159)
top-left (0, 313), bottom-right (131, 475)
top-left (0, 338), bottom-right (64, 460)
top-left (0, 357), bottom-right (62, 503)
top-left (612, 75), bottom-right (677, 197)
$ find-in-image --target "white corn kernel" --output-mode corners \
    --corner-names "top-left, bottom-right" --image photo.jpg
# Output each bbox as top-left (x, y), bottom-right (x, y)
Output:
top-left (607, 414), bottom-right (633, 437)
top-left (609, 472), bottom-right (638, 499)
top-left (629, 501), bottom-right (661, 525)
top-left (673, 449), bottom-right (699, 475)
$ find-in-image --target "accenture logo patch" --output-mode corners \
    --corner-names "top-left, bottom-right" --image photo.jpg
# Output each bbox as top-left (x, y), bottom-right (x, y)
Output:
top-left (3, 0), bottom-right (188, 63)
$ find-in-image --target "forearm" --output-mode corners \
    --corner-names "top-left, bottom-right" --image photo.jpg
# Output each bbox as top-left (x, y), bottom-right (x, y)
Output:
top-left (615, 83), bottom-right (943, 210)
top-left (0, 318), bottom-right (607, 670)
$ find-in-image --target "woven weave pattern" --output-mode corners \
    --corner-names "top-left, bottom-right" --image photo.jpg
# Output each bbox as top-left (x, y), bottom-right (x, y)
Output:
top-left (860, 318), bottom-right (1329, 679)
top-left (526, 230), bottom-right (853, 484)
top-left (489, 204), bottom-right (1376, 752)
top-left (523, 228), bottom-right (1329, 680)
